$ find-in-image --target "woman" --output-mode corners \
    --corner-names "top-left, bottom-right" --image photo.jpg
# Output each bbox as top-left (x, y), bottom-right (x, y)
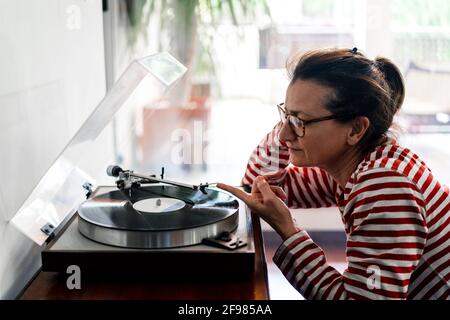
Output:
top-left (218, 48), bottom-right (450, 300)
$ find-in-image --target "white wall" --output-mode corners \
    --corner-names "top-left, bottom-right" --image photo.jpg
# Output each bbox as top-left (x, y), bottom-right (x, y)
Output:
top-left (0, 0), bottom-right (105, 299)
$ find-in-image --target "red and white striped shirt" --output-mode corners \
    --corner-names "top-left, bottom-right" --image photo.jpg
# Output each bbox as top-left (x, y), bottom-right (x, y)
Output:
top-left (242, 123), bottom-right (450, 299)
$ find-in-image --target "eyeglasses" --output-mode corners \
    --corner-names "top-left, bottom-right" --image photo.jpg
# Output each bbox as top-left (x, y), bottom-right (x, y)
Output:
top-left (277, 103), bottom-right (343, 137)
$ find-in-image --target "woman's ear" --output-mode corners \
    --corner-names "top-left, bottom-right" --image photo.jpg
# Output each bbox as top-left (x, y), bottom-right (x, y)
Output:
top-left (347, 116), bottom-right (370, 146)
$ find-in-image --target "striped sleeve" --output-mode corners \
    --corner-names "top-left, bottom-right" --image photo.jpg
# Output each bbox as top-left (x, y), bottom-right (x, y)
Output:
top-left (273, 169), bottom-right (427, 299)
top-left (241, 122), bottom-right (337, 208)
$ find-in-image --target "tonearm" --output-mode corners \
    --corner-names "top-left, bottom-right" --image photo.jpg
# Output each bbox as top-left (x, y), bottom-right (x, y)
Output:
top-left (106, 165), bottom-right (213, 194)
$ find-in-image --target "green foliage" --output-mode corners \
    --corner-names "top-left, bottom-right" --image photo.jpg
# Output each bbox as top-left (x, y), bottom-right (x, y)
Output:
top-left (392, 0), bottom-right (450, 27)
top-left (125, 0), bottom-right (155, 46)
top-left (126, 0), bottom-right (271, 46)
top-left (125, 0), bottom-right (271, 77)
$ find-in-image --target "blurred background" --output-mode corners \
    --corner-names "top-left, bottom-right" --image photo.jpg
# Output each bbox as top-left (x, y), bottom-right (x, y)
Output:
top-left (105, 0), bottom-right (450, 299)
top-left (104, 0), bottom-right (450, 187)
top-left (1, 0), bottom-right (449, 299)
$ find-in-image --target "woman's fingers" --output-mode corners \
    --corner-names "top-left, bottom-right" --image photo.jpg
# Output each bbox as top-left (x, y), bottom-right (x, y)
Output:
top-left (255, 176), bottom-right (276, 203)
top-left (216, 183), bottom-right (252, 204)
top-left (217, 180), bottom-right (286, 213)
top-left (245, 177), bottom-right (287, 201)
top-left (251, 180), bottom-right (259, 194)
top-left (270, 186), bottom-right (287, 201)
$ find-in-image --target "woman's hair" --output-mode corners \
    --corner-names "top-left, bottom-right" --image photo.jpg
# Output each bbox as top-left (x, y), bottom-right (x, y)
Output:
top-left (287, 47), bottom-right (405, 155)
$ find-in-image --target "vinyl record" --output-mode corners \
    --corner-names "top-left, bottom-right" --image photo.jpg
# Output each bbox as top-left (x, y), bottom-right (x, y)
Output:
top-left (77, 185), bottom-right (240, 248)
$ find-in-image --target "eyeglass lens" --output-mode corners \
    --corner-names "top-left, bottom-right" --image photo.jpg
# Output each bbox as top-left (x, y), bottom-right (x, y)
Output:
top-left (278, 105), bottom-right (304, 137)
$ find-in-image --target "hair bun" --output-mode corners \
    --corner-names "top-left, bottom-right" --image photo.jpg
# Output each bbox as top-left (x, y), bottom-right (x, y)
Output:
top-left (374, 57), bottom-right (405, 114)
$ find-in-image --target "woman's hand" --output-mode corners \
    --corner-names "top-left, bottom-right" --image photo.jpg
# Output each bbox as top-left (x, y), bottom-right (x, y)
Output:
top-left (217, 176), bottom-right (301, 240)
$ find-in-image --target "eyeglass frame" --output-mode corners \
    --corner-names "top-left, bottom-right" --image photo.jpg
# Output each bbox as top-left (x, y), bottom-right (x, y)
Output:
top-left (277, 102), bottom-right (347, 137)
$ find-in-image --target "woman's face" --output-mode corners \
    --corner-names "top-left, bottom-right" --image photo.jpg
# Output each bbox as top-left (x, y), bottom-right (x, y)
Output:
top-left (279, 80), bottom-right (352, 169)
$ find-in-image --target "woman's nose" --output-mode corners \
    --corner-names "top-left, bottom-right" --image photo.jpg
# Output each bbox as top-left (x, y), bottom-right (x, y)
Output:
top-left (279, 120), bottom-right (295, 143)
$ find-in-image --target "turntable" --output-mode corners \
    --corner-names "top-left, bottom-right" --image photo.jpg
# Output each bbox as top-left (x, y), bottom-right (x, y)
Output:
top-left (76, 165), bottom-right (245, 249)
top-left (39, 165), bottom-right (255, 277)
top-left (10, 53), bottom-right (256, 280)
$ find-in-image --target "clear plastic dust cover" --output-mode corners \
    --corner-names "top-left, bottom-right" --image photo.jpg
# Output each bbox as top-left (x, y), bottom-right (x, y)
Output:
top-left (10, 52), bottom-right (188, 245)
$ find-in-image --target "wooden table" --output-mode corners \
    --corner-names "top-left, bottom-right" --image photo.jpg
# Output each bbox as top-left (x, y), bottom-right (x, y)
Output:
top-left (18, 213), bottom-right (269, 300)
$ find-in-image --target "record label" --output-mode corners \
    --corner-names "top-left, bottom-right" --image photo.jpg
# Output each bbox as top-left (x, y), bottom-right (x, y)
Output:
top-left (132, 197), bottom-right (186, 213)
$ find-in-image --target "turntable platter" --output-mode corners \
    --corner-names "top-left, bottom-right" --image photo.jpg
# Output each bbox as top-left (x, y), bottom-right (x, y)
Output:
top-left (77, 185), bottom-right (239, 249)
